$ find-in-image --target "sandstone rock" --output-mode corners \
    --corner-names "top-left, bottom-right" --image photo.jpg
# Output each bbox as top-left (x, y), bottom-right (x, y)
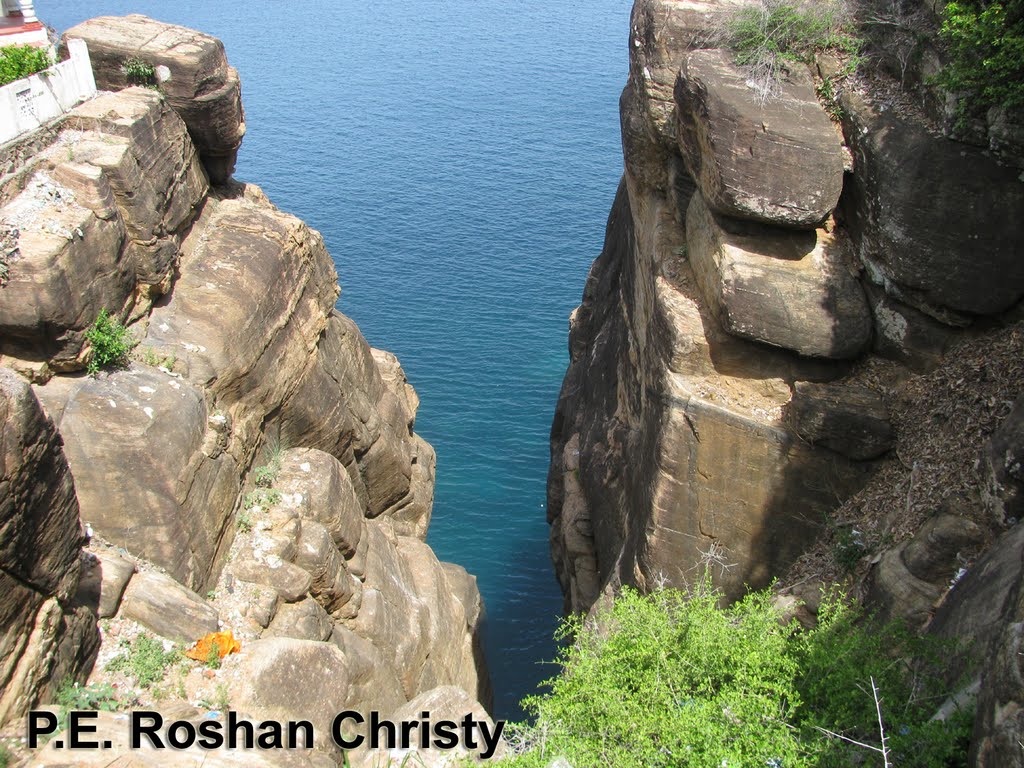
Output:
top-left (62, 15), bottom-right (245, 184)
top-left (329, 625), bottom-right (406, 716)
top-left (676, 50), bottom-right (844, 228)
top-left (231, 558), bottom-right (312, 603)
top-left (349, 523), bottom-right (431, 699)
top-left (840, 89), bottom-right (1024, 315)
top-left (63, 88), bottom-right (208, 283)
top-left (119, 570), bottom-right (218, 643)
top-left (293, 520), bottom-right (356, 616)
top-left (229, 638), bottom-right (353, 754)
top-left (247, 585), bottom-right (279, 629)
top-left (263, 598), bottom-right (333, 642)
top-left (277, 448), bottom-right (363, 555)
top-left (56, 367), bottom-right (240, 591)
top-left (864, 283), bottom-right (953, 372)
top-left (145, 192), bottom-right (339, 465)
top-left (0, 368), bottom-right (97, 724)
top-left (390, 435), bottom-right (435, 540)
top-left (790, 381), bottom-right (892, 460)
top-left (686, 193), bottom-right (871, 359)
top-left (372, 348), bottom-right (419, 430)
top-left (626, 0), bottom-right (751, 192)
top-left (902, 513), bottom-right (985, 584)
top-left (384, 686), bottom-right (505, 765)
top-left (76, 551), bottom-right (136, 618)
top-left (982, 397), bottom-right (1024, 526)
top-left (0, 172), bottom-right (131, 365)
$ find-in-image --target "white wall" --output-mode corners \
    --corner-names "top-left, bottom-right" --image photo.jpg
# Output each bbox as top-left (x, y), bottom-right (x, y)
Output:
top-left (0, 38), bottom-right (96, 144)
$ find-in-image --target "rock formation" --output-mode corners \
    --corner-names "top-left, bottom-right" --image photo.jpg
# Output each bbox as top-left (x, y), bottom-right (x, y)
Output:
top-left (549, 0), bottom-right (1023, 608)
top-left (0, 15), bottom-right (490, 765)
top-left (549, 0), bottom-right (1024, 760)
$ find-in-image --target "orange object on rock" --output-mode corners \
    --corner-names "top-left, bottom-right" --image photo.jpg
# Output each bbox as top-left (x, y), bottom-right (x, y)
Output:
top-left (185, 630), bottom-right (241, 661)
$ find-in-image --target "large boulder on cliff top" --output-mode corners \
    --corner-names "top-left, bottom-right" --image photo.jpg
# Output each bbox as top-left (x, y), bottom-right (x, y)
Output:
top-left (686, 192), bottom-right (871, 359)
top-left (0, 368), bottom-right (98, 724)
top-left (676, 49), bottom-right (845, 228)
top-left (62, 14), bottom-right (245, 184)
top-left (840, 89), bottom-right (1024, 316)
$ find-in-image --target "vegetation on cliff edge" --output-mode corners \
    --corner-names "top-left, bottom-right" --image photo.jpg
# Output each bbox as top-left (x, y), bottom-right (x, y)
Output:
top-left (505, 583), bottom-right (970, 767)
top-left (0, 44), bottom-right (52, 87)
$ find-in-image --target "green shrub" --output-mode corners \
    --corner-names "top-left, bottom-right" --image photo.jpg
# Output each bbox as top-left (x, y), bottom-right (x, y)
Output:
top-left (56, 680), bottom-right (121, 713)
top-left (85, 309), bottom-right (135, 375)
top-left (0, 44), bottom-right (52, 87)
top-left (936, 0), bottom-right (1024, 123)
top-left (506, 583), bottom-right (970, 768)
top-left (121, 56), bottom-right (156, 87)
top-left (729, 0), bottom-right (861, 80)
top-left (106, 634), bottom-right (180, 688)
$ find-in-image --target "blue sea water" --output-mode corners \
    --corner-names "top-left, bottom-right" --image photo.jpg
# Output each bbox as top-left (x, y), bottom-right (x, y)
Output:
top-left (44, 0), bottom-right (629, 719)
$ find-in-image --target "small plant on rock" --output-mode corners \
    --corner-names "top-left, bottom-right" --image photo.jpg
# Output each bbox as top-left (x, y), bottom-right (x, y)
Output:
top-left (121, 56), bottom-right (157, 88)
top-left (106, 634), bottom-right (180, 689)
top-left (85, 309), bottom-right (135, 375)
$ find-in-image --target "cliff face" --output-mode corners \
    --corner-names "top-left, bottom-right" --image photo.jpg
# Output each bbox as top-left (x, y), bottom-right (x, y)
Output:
top-left (550, 0), bottom-right (1024, 761)
top-left (0, 15), bottom-right (490, 766)
top-left (549, 0), bottom-right (1023, 622)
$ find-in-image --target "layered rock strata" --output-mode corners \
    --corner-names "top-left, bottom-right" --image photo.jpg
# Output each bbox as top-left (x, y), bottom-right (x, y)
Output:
top-left (548, 0), bottom-right (1024, 614)
top-left (0, 16), bottom-right (490, 760)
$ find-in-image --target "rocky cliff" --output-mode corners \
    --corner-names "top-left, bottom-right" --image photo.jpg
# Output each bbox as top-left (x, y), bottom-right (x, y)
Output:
top-left (549, 0), bottom-right (1023, 761)
top-left (0, 15), bottom-right (490, 767)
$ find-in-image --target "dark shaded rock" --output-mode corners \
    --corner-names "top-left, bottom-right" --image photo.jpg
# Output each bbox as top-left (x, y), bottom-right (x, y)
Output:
top-left (76, 551), bottom-right (136, 618)
top-left (0, 368), bottom-right (97, 724)
top-left (902, 513), bottom-right (985, 583)
top-left (840, 89), bottom-right (1024, 316)
top-left (982, 398), bottom-right (1024, 526)
top-left (62, 15), bottom-right (245, 184)
top-left (676, 49), bottom-right (844, 228)
top-left (119, 570), bottom-right (218, 643)
top-left (686, 193), bottom-right (871, 359)
top-left (864, 282), bottom-right (954, 372)
top-left (791, 381), bottom-right (892, 460)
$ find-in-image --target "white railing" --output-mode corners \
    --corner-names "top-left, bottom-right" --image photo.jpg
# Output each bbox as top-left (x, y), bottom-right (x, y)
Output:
top-left (0, 38), bottom-right (96, 145)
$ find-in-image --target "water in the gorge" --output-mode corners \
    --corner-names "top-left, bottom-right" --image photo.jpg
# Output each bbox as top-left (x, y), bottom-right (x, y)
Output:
top-left (44, 0), bottom-right (629, 719)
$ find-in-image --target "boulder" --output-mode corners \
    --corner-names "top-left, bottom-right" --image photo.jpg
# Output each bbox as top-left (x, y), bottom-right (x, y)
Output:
top-left (263, 598), bottom-right (333, 642)
top-left (0, 370), bottom-right (97, 724)
top-left (119, 570), bottom-right (218, 643)
top-left (63, 88), bottom-right (208, 283)
top-left (675, 49), bottom-right (844, 228)
top-left (982, 398), bottom-right (1024, 525)
top-left (62, 15), bottom-right (245, 184)
top-left (864, 283), bottom-right (953, 372)
top-left (686, 193), bottom-right (871, 359)
top-left (293, 520), bottom-right (357, 616)
top-left (840, 89), bottom-right (1024, 316)
top-left (276, 448), bottom-right (363, 555)
top-left (55, 367), bottom-right (240, 591)
top-left (383, 686), bottom-right (505, 765)
top-left (76, 551), bottom-right (136, 618)
top-left (231, 558), bottom-right (312, 603)
top-left (329, 625), bottom-right (406, 716)
top-left (229, 638), bottom-right (353, 754)
top-left (0, 172), bottom-right (131, 365)
top-left (790, 381), bottom-right (892, 460)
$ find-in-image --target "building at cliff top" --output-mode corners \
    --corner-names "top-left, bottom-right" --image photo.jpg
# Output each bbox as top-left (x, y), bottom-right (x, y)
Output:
top-left (1, 0), bottom-right (47, 47)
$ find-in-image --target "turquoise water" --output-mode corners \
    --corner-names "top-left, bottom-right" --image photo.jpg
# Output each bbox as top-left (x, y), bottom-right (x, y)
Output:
top-left (45, 0), bottom-right (629, 719)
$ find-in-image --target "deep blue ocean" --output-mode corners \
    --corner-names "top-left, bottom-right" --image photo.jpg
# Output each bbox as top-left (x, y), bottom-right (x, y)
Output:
top-left (45, 0), bottom-right (629, 719)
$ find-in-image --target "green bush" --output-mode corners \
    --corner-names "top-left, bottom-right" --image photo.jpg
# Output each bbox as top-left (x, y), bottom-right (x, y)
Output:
top-left (936, 0), bottom-right (1024, 122)
top-left (506, 583), bottom-right (970, 768)
top-left (121, 56), bottom-right (156, 87)
top-left (85, 309), bottom-right (135, 375)
top-left (106, 634), bottom-right (180, 688)
top-left (0, 44), bottom-right (52, 87)
top-left (728, 0), bottom-right (862, 87)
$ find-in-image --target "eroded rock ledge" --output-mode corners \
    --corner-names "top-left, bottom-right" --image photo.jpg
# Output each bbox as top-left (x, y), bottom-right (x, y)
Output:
top-left (0, 15), bottom-right (490, 767)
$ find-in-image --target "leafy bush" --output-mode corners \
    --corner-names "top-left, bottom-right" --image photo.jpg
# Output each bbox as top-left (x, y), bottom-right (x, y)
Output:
top-left (106, 634), bottom-right (180, 688)
top-left (936, 0), bottom-right (1024, 122)
top-left (728, 0), bottom-right (862, 88)
top-left (56, 681), bottom-right (121, 713)
top-left (0, 44), bottom-right (52, 87)
top-left (121, 56), bottom-right (156, 87)
top-left (85, 309), bottom-right (135, 375)
top-left (506, 583), bottom-right (970, 768)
